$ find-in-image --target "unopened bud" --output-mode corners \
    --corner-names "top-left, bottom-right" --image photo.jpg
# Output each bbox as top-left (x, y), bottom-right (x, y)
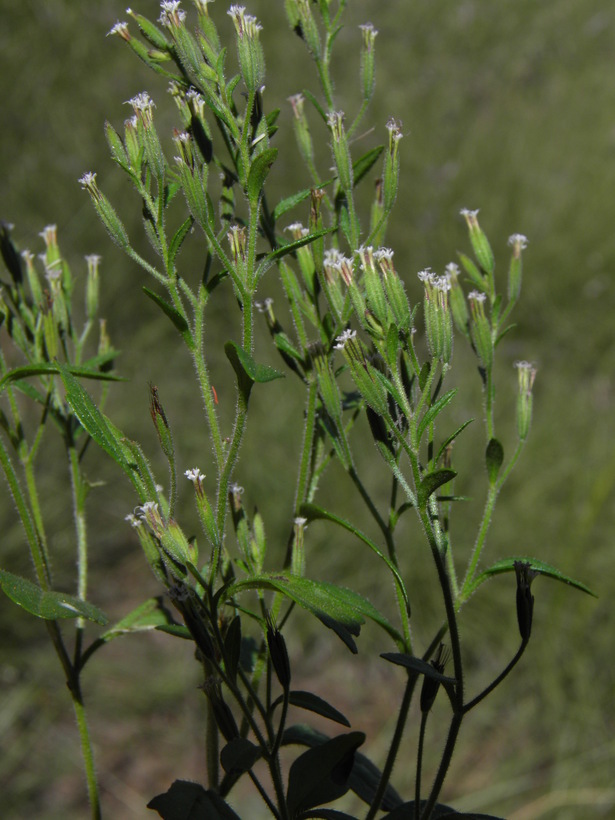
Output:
top-left (359, 23), bottom-right (378, 102)
top-left (228, 6), bottom-right (265, 94)
top-left (445, 262), bottom-right (470, 339)
top-left (514, 561), bottom-right (537, 641)
top-left (383, 118), bottom-right (402, 211)
top-left (267, 619), bottom-right (291, 689)
top-left (85, 254), bottom-right (101, 320)
top-left (79, 173), bottom-right (131, 251)
top-left (460, 208), bottom-right (494, 277)
top-left (467, 290), bottom-right (492, 369)
top-left (420, 644), bottom-right (450, 713)
top-left (507, 233), bottom-right (528, 304)
top-left (515, 360), bottom-right (536, 441)
top-left (289, 94), bottom-right (314, 168)
top-left (327, 111), bottom-right (353, 194)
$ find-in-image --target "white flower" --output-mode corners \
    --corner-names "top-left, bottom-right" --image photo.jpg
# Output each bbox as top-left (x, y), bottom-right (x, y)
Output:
top-left (108, 21), bottom-right (130, 38)
top-left (468, 290), bottom-right (487, 303)
top-left (126, 92), bottom-right (155, 111)
top-left (185, 467), bottom-right (205, 483)
top-left (460, 208), bottom-right (479, 218)
top-left (508, 233), bottom-right (528, 250)
top-left (334, 329), bottom-right (357, 350)
top-left (78, 171), bottom-right (97, 188)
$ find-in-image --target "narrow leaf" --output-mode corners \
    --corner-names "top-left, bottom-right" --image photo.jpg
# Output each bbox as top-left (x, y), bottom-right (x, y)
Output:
top-left (352, 145), bottom-right (384, 187)
top-left (435, 419), bottom-right (474, 465)
top-left (418, 469), bottom-right (457, 508)
top-left (417, 388), bottom-right (457, 441)
top-left (270, 690), bottom-right (350, 727)
top-left (0, 569), bottom-right (107, 624)
top-left (0, 363), bottom-right (123, 393)
top-left (222, 574), bottom-right (401, 651)
top-left (247, 147), bottom-right (278, 206)
top-left (468, 557), bottom-right (597, 598)
top-left (267, 226), bottom-right (336, 263)
top-left (99, 597), bottom-right (177, 642)
top-left (142, 287), bottom-right (192, 342)
top-left (381, 652), bottom-right (456, 686)
top-left (272, 188), bottom-right (312, 221)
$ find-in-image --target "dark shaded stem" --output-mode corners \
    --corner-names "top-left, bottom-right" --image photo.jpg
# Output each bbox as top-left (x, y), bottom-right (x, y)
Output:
top-left (420, 712), bottom-right (463, 820)
top-left (415, 711), bottom-right (429, 819)
top-left (463, 638), bottom-right (529, 714)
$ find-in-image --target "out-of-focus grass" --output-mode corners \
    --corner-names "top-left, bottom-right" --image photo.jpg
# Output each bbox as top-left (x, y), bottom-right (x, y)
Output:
top-left (1, 0), bottom-right (614, 817)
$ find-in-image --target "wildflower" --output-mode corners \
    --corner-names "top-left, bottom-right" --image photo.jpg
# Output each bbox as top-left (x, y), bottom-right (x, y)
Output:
top-left (333, 329), bottom-right (357, 350)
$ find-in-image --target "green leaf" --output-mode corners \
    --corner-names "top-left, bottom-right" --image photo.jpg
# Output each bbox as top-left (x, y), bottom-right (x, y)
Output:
top-left (468, 557), bottom-right (597, 598)
top-left (143, 287), bottom-right (192, 345)
top-left (220, 737), bottom-right (260, 775)
top-left (417, 388), bottom-right (457, 441)
top-left (381, 652), bottom-right (456, 686)
top-left (299, 503), bottom-right (410, 619)
top-left (272, 188), bottom-right (313, 222)
top-left (0, 363), bottom-right (123, 393)
top-left (283, 725), bottom-right (403, 811)
top-left (0, 569), bottom-right (107, 624)
top-left (147, 780), bottom-right (241, 819)
top-left (458, 251), bottom-right (487, 291)
top-left (418, 469), bottom-right (457, 508)
top-left (222, 574), bottom-right (402, 652)
top-left (224, 341), bottom-right (284, 404)
top-left (435, 419), bottom-right (474, 465)
top-left (485, 437), bottom-right (504, 484)
top-left (286, 731), bottom-right (365, 815)
top-left (99, 596), bottom-right (177, 642)
top-left (247, 147), bottom-right (278, 206)
top-left (168, 216), bottom-right (194, 267)
top-left (270, 690), bottom-right (350, 727)
top-left (266, 226), bottom-right (336, 263)
top-left (58, 364), bottom-right (129, 471)
top-left (352, 145), bottom-right (384, 187)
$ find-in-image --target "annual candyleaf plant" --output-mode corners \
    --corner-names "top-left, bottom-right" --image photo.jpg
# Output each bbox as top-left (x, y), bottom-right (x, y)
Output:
top-left (0, 2), bottom-right (595, 818)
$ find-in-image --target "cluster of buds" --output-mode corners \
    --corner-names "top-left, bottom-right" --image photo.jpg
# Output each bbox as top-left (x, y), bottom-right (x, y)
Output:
top-left (228, 5), bottom-right (265, 94)
top-left (418, 268), bottom-right (453, 364)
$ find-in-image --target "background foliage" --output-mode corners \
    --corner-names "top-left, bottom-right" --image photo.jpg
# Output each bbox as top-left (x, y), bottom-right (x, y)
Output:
top-left (0, 1), bottom-right (614, 817)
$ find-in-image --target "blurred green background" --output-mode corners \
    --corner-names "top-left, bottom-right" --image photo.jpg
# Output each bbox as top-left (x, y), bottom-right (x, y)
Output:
top-left (1, 0), bottom-right (614, 818)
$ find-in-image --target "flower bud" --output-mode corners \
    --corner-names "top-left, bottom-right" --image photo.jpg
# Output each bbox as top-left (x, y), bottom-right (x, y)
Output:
top-left (514, 561), bottom-right (537, 641)
top-left (267, 621), bottom-right (291, 690)
top-left (85, 254), bottom-right (101, 320)
top-left (467, 290), bottom-right (492, 369)
top-left (445, 262), bottom-right (470, 339)
top-left (203, 680), bottom-right (239, 741)
top-left (312, 345), bottom-right (342, 421)
top-left (515, 360), bottom-right (536, 441)
top-left (359, 23), bottom-right (378, 102)
top-left (507, 233), bottom-right (528, 304)
top-left (460, 208), bottom-right (494, 277)
top-left (419, 270), bottom-right (453, 364)
top-left (79, 173), bottom-right (131, 251)
top-left (22, 250), bottom-right (44, 308)
top-left (335, 330), bottom-right (388, 416)
top-left (123, 116), bottom-right (142, 172)
top-left (327, 111), bottom-right (353, 195)
top-left (290, 516), bottom-right (307, 577)
top-left (150, 384), bottom-right (175, 462)
top-left (126, 92), bottom-right (165, 183)
top-left (358, 245), bottom-right (389, 328)
top-left (289, 94), bottom-right (314, 169)
top-left (228, 5), bottom-right (265, 94)
top-left (420, 644), bottom-right (450, 714)
top-left (376, 248), bottom-right (411, 332)
top-left (383, 118), bottom-right (402, 212)
top-left (294, 0), bottom-right (321, 57)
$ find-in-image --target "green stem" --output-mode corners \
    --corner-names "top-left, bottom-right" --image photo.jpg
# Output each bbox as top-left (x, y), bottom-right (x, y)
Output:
top-left (72, 690), bottom-right (102, 820)
top-left (365, 671), bottom-right (418, 820)
top-left (295, 381), bottom-right (318, 511)
top-left (460, 482), bottom-right (497, 603)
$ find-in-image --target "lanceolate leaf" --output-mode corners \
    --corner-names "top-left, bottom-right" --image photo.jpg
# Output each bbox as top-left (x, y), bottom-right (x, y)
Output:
top-left (224, 341), bottom-right (284, 405)
top-left (485, 437), bottom-right (504, 484)
top-left (58, 364), bottom-right (130, 471)
top-left (266, 227), bottom-right (336, 263)
top-left (0, 569), bottom-right (107, 624)
top-left (147, 780), bottom-right (241, 819)
top-left (99, 597), bottom-right (177, 641)
top-left (418, 469), bottom-right (457, 508)
top-left (0, 363), bottom-right (123, 393)
top-left (222, 574), bottom-right (402, 651)
top-left (467, 557), bottom-right (597, 598)
top-left (352, 145), bottom-right (384, 186)
top-left (247, 146), bottom-right (278, 206)
top-left (142, 287), bottom-right (192, 344)
top-left (417, 389), bottom-right (457, 441)
top-left (381, 652), bottom-right (456, 687)
top-left (299, 502), bottom-right (410, 619)
top-left (434, 419), bottom-right (474, 465)
top-left (272, 188), bottom-right (313, 221)
top-left (270, 690), bottom-right (350, 727)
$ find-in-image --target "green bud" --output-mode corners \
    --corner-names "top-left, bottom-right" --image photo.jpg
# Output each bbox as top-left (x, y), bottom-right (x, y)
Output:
top-left (42, 306), bottom-right (59, 360)
top-left (289, 94), bottom-right (314, 168)
top-left (460, 208), bottom-right (494, 277)
top-left (149, 384), bottom-right (175, 462)
top-left (285, 222), bottom-right (316, 296)
top-left (123, 116), bottom-right (142, 171)
top-left (376, 248), bottom-right (411, 331)
top-left (267, 620), bottom-right (291, 689)
top-left (514, 561), bottom-right (537, 641)
top-left (194, 1), bottom-right (221, 63)
top-left (185, 467), bottom-right (222, 554)
top-left (359, 245), bottom-right (389, 328)
top-left (507, 233), bottom-right (528, 304)
top-left (125, 9), bottom-right (171, 51)
top-left (420, 644), bottom-right (450, 714)
top-left (515, 360), bottom-right (536, 441)
top-left (327, 111), bottom-right (353, 194)
top-left (383, 118), bottom-right (402, 212)
top-left (79, 173), bottom-right (131, 251)
top-left (446, 262), bottom-right (470, 339)
top-left (104, 121), bottom-right (130, 171)
top-left (126, 93), bottom-right (165, 184)
top-left (295, 0), bottom-right (321, 57)
top-left (85, 255), bottom-right (101, 321)
top-left (174, 132), bottom-right (211, 231)
top-left (22, 250), bottom-right (44, 308)
top-left (250, 510), bottom-right (266, 575)
top-left (161, 518), bottom-right (195, 567)
top-left (419, 270), bottom-right (453, 364)
top-left (359, 23), bottom-right (378, 103)
top-left (228, 6), bottom-right (266, 94)
top-left (335, 330), bottom-right (388, 416)
top-left (124, 511), bottom-right (166, 582)
top-left (467, 290), bottom-right (492, 369)
top-left (290, 516), bottom-right (307, 577)
top-left (370, 178), bottom-right (385, 245)
top-left (313, 345), bottom-right (342, 421)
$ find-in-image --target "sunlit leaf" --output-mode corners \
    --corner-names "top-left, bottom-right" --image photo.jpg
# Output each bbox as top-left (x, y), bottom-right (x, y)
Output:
top-left (0, 569), bottom-right (107, 624)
